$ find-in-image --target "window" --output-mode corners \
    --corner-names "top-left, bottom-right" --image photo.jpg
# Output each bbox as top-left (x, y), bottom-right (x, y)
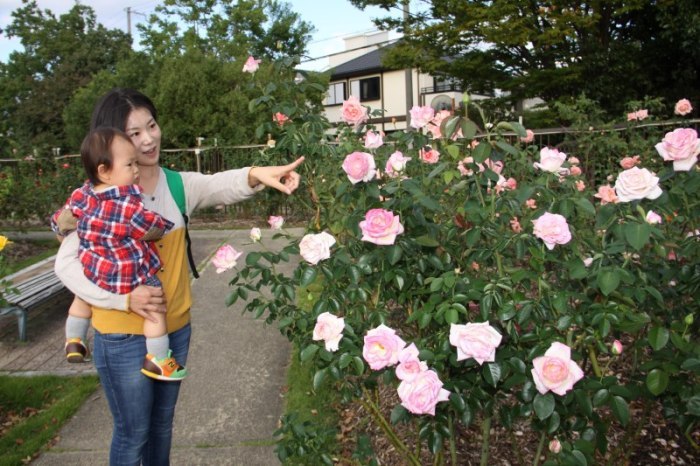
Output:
top-left (325, 82), bottom-right (346, 105)
top-left (433, 75), bottom-right (459, 92)
top-left (350, 76), bottom-right (380, 102)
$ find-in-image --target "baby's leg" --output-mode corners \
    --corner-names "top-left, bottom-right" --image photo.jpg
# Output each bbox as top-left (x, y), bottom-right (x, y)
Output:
top-left (65, 296), bottom-right (91, 362)
top-left (143, 310), bottom-right (170, 360)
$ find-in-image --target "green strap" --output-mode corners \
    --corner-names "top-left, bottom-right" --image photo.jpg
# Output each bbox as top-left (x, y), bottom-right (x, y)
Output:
top-left (162, 168), bottom-right (199, 279)
top-left (162, 167), bottom-right (186, 215)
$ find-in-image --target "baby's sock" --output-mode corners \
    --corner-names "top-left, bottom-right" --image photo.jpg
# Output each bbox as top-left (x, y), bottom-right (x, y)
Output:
top-left (146, 335), bottom-right (170, 360)
top-left (65, 316), bottom-right (90, 341)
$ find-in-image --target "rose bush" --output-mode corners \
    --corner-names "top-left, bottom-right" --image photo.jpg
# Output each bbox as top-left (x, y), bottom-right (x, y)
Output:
top-left (231, 67), bottom-right (699, 465)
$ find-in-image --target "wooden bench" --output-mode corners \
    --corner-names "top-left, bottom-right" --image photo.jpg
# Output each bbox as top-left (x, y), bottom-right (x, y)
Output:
top-left (1, 257), bottom-right (66, 341)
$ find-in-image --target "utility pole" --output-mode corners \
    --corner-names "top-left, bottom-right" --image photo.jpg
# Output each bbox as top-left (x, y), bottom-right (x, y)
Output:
top-left (403, 0), bottom-right (413, 127)
top-left (126, 7), bottom-right (132, 36)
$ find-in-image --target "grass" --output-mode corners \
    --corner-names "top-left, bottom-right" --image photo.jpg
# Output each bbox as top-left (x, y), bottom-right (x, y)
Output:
top-left (1, 239), bottom-right (59, 277)
top-left (0, 375), bottom-right (100, 465)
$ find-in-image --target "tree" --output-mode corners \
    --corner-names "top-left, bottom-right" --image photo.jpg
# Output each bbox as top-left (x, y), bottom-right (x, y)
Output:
top-left (0, 1), bottom-right (132, 156)
top-left (349, 0), bottom-right (700, 116)
top-left (138, 0), bottom-right (313, 61)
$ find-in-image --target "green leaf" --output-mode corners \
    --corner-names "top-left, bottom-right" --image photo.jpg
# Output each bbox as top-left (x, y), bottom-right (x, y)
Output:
top-left (533, 393), bottom-right (555, 420)
top-left (687, 396), bottom-right (700, 416)
top-left (300, 267), bottom-right (318, 287)
top-left (495, 140), bottom-right (520, 157)
top-left (246, 252), bottom-right (262, 266)
top-left (390, 405), bottom-right (408, 424)
top-left (300, 344), bottom-right (319, 362)
top-left (571, 450), bottom-right (588, 466)
top-left (352, 356), bottom-right (365, 375)
top-left (445, 307), bottom-right (459, 324)
top-left (574, 198), bottom-right (596, 216)
top-left (461, 119), bottom-right (478, 139)
top-left (386, 244), bottom-right (403, 265)
top-left (312, 368), bottom-right (327, 391)
top-left (547, 411), bottom-right (561, 434)
top-left (472, 140), bottom-right (492, 162)
top-left (483, 363), bottom-right (502, 387)
top-left (415, 235), bottom-right (440, 247)
top-left (623, 223), bottom-right (651, 251)
top-left (681, 358), bottom-right (700, 373)
top-left (646, 369), bottom-right (669, 395)
top-left (449, 393), bottom-right (466, 413)
top-left (647, 326), bottom-right (669, 350)
top-left (597, 268), bottom-right (620, 296)
top-left (610, 396), bottom-right (629, 426)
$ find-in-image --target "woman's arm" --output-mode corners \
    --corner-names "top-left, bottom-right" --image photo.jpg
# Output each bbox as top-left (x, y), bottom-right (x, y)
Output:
top-left (54, 233), bottom-right (166, 319)
top-left (181, 157), bottom-right (304, 213)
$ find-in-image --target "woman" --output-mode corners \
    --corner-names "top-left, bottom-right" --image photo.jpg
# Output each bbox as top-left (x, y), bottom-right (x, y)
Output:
top-left (54, 88), bottom-right (303, 465)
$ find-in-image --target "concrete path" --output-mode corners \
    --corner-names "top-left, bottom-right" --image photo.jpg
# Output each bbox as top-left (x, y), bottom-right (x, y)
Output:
top-left (1, 229), bottom-right (299, 465)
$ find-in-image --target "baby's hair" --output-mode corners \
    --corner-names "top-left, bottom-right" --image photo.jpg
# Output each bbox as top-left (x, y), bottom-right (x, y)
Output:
top-left (80, 127), bottom-right (133, 185)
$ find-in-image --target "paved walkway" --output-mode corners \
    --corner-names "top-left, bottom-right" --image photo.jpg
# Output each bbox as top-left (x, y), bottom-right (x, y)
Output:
top-left (0, 229), bottom-right (299, 465)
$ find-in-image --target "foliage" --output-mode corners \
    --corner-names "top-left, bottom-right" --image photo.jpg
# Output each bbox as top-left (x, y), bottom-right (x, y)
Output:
top-left (0, 1), bottom-right (132, 156)
top-left (228, 60), bottom-right (700, 464)
top-left (349, 0), bottom-right (700, 117)
top-left (0, 374), bottom-right (99, 466)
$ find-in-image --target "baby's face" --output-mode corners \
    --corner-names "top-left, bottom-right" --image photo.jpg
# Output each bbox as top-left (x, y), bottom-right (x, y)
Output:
top-left (105, 137), bottom-right (140, 186)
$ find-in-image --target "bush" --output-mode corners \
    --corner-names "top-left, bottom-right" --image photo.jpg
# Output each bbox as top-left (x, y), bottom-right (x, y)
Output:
top-left (228, 62), bottom-right (699, 465)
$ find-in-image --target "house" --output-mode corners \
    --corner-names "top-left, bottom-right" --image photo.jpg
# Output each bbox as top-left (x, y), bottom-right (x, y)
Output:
top-left (322, 31), bottom-right (476, 133)
top-left (321, 31), bottom-right (545, 132)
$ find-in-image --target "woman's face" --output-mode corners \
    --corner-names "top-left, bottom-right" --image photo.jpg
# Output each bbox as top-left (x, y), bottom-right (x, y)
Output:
top-left (125, 107), bottom-right (162, 167)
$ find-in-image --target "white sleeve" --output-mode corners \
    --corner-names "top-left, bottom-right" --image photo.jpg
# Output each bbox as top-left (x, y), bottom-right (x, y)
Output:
top-left (180, 167), bottom-right (264, 215)
top-left (54, 232), bottom-right (129, 311)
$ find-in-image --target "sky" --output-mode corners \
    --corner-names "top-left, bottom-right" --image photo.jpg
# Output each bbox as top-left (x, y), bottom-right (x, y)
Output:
top-left (0, 0), bottom-right (419, 70)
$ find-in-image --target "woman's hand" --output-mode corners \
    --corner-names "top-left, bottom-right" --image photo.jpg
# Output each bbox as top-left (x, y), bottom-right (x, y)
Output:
top-left (128, 285), bottom-right (167, 322)
top-left (248, 156), bottom-right (304, 195)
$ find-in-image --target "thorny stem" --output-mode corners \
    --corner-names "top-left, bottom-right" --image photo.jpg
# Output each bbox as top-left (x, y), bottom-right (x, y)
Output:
top-left (532, 430), bottom-right (547, 466)
top-left (360, 387), bottom-right (421, 466)
top-left (588, 345), bottom-right (603, 378)
top-left (448, 414), bottom-right (457, 466)
top-left (479, 415), bottom-right (491, 466)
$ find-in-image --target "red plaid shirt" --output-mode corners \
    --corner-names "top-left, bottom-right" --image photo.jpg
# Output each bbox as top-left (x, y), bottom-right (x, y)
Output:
top-left (54, 182), bottom-right (174, 294)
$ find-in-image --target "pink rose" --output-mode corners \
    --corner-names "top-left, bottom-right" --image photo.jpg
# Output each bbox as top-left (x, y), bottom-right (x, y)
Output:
top-left (449, 322), bottom-right (503, 365)
top-left (409, 105), bottom-right (435, 129)
top-left (620, 155), bottom-right (640, 169)
top-left (359, 208), bottom-right (404, 245)
top-left (614, 167), bottom-right (662, 202)
top-left (273, 112), bottom-right (289, 126)
top-left (242, 55), bottom-right (261, 73)
top-left (654, 128), bottom-right (700, 171)
top-left (363, 324), bottom-right (406, 370)
top-left (575, 180), bottom-right (586, 192)
top-left (426, 110), bottom-right (459, 139)
top-left (341, 96), bottom-right (368, 128)
top-left (299, 232), bottom-right (336, 265)
top-left (363, 130), bottom-right (384, 149)
top-left (627, 109), bottom-right (648, 121)
top-left (268, 215), bottom-right (284, 230)
top-left (533, 147), bottom-right (567, 174)
top-left (531, 342), bottom-right (584, 396)
top-left (645, 210), bottom-right (662, 224)
top-left (510, 217), bottom-right (522, 233)
top-left (674, 99), bottom-right (693, 116)
top-left (420, 148), bottom-right (440, 164)
top-left (483, 159), bottom-right (504, 175)
top-left (397, 369), bottom-right (450, 415)
top-left (212, 244), bottom-right (243, 273)
top-left (549, 439), bottom-right (562, 454)
top-left (611, 339), bottom-right (623, 355)
top-left (312, 312), bottom-right (345, 352)
top-left (533, 212), bottom-right (572, 250)
top-left (583, 257), bottom-right (593, 267)
top-left (521, 129), bottom-right (535, 143)
top-left (568, 156), bottom-right (580, 165)
top-left (385, 151), bottom-right (411, 178)
top-left (569, 166), bottom-right (582, 176)
top-left (594, 185), bottom-right (619, 205)
top-left (395, 343), bottom-right (428, 382)
top-left (249, 227), bottom-right (262, 242)
top-left (525, 199), bottom-right (537, 209)
top-left (342, 151), bottom-right (376, 184)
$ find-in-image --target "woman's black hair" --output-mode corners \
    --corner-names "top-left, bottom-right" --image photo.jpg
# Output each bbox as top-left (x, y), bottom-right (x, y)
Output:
top-left (80, 127), bottom-right (133, 185)
top-left (90, 88), bottom-right (158, 132)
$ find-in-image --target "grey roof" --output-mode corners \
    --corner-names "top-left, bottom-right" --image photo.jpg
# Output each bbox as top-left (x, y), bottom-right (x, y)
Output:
top-left (329, 44), bottom-right (398, 79)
